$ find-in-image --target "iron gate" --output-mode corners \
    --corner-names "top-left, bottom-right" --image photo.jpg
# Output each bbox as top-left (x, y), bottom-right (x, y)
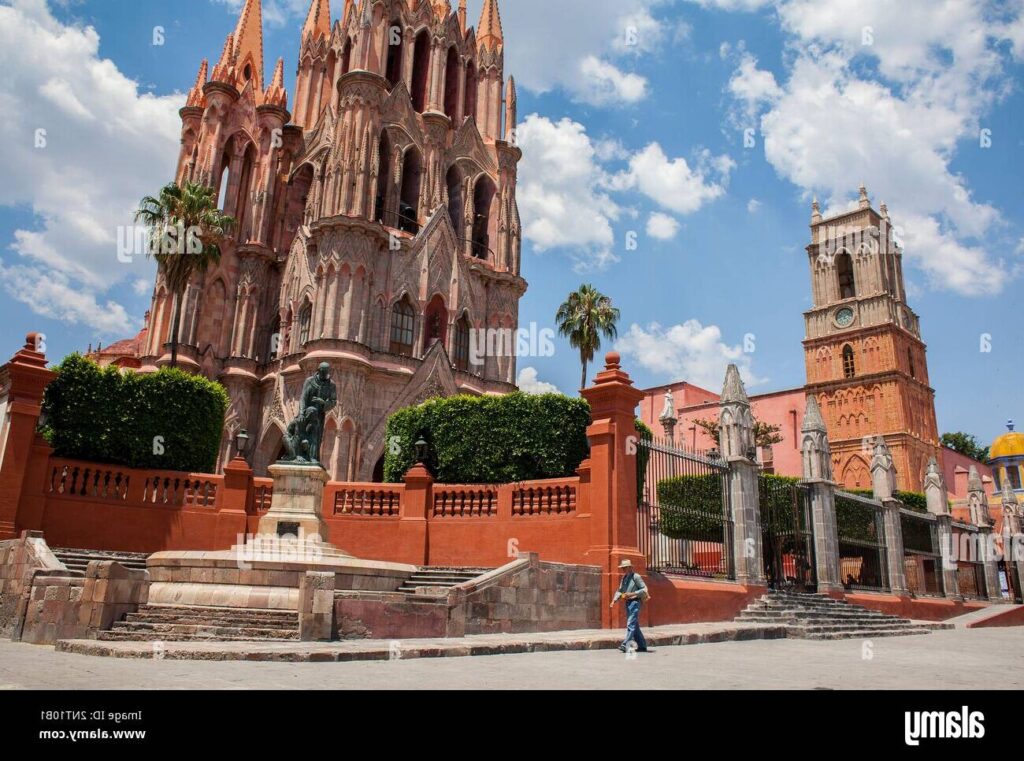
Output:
top-left (758, 477), bottom-right (816, 591)
top-left (636, 436), bottom-right (733, 579)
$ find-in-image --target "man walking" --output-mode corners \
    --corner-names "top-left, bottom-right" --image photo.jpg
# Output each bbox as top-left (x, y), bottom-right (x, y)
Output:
top-left (611, 559), bottom-right (649, 653)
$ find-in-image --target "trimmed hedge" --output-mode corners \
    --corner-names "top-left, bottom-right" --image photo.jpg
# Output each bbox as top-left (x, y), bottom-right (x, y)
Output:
top-left (42, 354), bottom-right (228, 473)
top-left (656, 473), bottom-right (727, 541)
top-left (383, 392), bottom-right (591, 483)
top-left (848, 487), bottom-right (928, 513)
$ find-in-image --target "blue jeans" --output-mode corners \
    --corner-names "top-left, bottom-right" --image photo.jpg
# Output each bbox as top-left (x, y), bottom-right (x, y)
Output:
top-left (621, 600), bottom-right (647, 651)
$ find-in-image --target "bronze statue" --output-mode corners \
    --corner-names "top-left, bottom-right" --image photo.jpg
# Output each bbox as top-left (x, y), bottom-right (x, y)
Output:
top-left (280, 363), bottom-right (337, 466)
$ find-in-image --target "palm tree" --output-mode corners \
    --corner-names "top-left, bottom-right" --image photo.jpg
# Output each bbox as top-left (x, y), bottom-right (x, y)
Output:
top-left (555, 284), bottom-right (620, 391)
top-left (135, 182), bottom-right (235, 368)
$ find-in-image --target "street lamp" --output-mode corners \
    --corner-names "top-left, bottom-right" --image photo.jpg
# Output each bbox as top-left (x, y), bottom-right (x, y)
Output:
top-left (235, 429), bottom-right (250, 459)
top-left (414, 436), bottom-right (429, 464)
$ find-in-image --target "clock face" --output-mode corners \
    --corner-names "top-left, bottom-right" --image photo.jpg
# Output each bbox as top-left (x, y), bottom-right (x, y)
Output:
top-left (835, 308), bottom-right (855, 328)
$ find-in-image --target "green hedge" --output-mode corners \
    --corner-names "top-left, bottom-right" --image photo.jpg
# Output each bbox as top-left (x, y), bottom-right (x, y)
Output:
top-left (848, 487), bottom-right (928, 513)
top-left (42, 354), bottom-right (228, 473)
top-left (383, 392), bottom-right (591, 483)
top-left (655, 473), bottom-right (731, 541)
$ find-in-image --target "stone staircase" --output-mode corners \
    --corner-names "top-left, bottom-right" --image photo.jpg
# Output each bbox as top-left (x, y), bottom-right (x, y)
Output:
top-left (397, 567), bottom-right (491, 596)
top-left (52, 548), bottom-right (149, 576)
top-left (737, 591), bottom-right (953, 640)
top-left (97, 605), bottom-right (299, 642)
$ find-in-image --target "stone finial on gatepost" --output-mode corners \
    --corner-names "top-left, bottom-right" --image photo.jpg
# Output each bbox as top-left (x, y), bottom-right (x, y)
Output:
top-left (658, 389), bottom-right (677, 444)
top-left (869, 436), bottom-right (909, 596)
top-left (870, 436), bottom-right (896, 502)
top-left (923, 457), bottom-right (960, 600)
top-left (718, 365), bottom-right (763, 585)
top-left (799, 396), bottom-right (842, 594)
top-left (1001, 479), bottom-right (1021, 535)
top-left (968, 466), bottom-right (1002, 602)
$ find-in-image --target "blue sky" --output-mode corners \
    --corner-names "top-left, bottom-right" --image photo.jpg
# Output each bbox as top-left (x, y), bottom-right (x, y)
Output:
top-left (0, 0), bottom-right (1021, 445)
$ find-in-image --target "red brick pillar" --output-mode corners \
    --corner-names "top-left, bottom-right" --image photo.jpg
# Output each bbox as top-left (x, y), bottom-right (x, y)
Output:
top-left (581, 352), bottom-right (645, 628)
top-left (401, 463), bottom-right (432, 566)
top-left (215, 456), bottom-right (252, 549)
top-left (0, 334), bottom-right (55, 541)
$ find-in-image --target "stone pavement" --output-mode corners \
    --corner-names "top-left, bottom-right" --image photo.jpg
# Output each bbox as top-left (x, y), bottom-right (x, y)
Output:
top-left (1, 628), bottom-right (1022, 690)
top-left (56, 620), bottom-right (788, 661)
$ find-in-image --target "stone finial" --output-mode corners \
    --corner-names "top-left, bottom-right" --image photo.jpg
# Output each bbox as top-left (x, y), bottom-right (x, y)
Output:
top-left (967, 465), bottom-right (991, 527)
top-left (811, 197), bottom-right (822, 224)
top-left (800, 396), bottom-right (832, 481)
top-left (264, 57), bottom-right (288, 108)
top-left (923, 457), bottom-right (948, 515)
top-left (477, 0), bottom-right (504, 50)
top-left (302, 0), bottom-right (331, 42)
top-left (720, 364), bottom-right (749, 405)
top-left (1002, 476), bottom-right (1019, 506)
top-left (718, 364), bottom-right (754, 460)
top-left (1008, 419), bottom-right (1016, 433)
top-left (504, 76), bottom-right (517, 142)
top-left (879, 201), bottom-right (889, 220)
top-left (186, 59), bottom-right (209, 107)
top-left (458, 0), bottom-right (467, 32)
top-left (858, 183), bottom-right (870, 209)
top-left (870, 436), bottom-right (896, 501)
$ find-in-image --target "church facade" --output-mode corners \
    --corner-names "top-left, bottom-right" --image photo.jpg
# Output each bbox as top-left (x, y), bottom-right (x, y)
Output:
top-left (127, 0), bottom-right (525, 480)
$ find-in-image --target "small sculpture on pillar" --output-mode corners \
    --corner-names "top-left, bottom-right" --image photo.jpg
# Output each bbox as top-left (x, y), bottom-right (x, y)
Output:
top-left (719, 364), bottom-right (756, 461)
top-left (870, 436), bottom-right (896, 502)
top-left (800, 396), bottom-right (832, 481)
top-left (923, 457), bottom-right (949, 516)
top-left (967, 465), bottom-right (992, 528)
top-left (658, 389), bottom-right (677, 443)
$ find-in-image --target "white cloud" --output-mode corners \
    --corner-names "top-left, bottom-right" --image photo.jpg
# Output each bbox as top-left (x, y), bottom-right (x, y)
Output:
top-left (616, 320), bottom-right (767, 390)
top-left (646, 212), bottom-right (680, 240)
top-left (577, 56), bottom-right (648, 106)
top-left (747, 198), bottom-right (761, 213)
top-left (718, 0), bottom-right (1023, 296)
top-left (687, 0), bottom-right (774, 10)
top-left (516, 114), bottom-right (621, 270)
top-left (516, 367), bottom-right (561, 395)
top-left (0, 0), bottom-right (181, 334)
top-left (615, 143), bottom-right (735, 215)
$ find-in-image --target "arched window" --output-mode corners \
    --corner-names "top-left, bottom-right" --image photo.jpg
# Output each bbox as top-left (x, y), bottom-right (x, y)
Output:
top-left (907, 347), bottom-right (916, 379)
top-left (842, 344), bottom-right (856, 379)
top-left (216, 163), bottom-right (230, 210)
top-left (399, 148), bottom-right (422, 234)
top-left (375, 131), bottom-right (392, 225)
top-left (341, 38), bottom-right (352, 77)
top-left (444, 46), bottom-right (460, 119)
top-left (453, 314), bottom-right (471, 372)
top-left (385, 21), bottom-right (403, 88)
top-left (446, 166), bottom-right (463, 238)
top-left (298, 301), bottom-right (313, 346)
top-left (471, 176), bottom-right (496, 259)
top-left (390, 297), bottom-right (415, 356)
top-left (423, 294), bottom-right (447, 352)
top-left (265, 316), bottom-right (281, 362)
top-left (836, 252), bottom-right (856, 299)
top-left (1009, 466), bottom-right (1023, 491)
top-left (411, 30), bottom-right (431, 112)
top-left (464, 62), bottom-right (477, 123)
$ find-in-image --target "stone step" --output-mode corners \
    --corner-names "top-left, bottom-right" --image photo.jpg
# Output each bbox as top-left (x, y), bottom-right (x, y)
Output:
top-left (53, 548), bottom-right (149, 574)
top-left (125, 612), bottom-right (298, 627)
top-left (135, 605), bottom-right (298, 621)
top-left (798, 627), bottom-right (937, 640)
top-left (97, 630), bottom-right (298, 643)
top-left (105, 622), bottom-right (298, 640)
top-left (738, 613), bottom-right (912, 625)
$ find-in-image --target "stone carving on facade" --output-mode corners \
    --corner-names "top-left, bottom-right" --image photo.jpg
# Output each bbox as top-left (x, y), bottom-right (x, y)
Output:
top-left (967, 465), bottom-right (991, 527)
top-left (923, 457), bottom-right (949, 516)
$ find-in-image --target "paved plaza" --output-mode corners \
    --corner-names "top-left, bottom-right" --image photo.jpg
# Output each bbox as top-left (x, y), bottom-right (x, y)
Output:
top-left (0, 628), bottom-right (1021, 690)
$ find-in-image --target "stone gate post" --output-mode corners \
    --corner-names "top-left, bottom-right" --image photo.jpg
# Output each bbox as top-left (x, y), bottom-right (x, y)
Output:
top-left (718, 365), bottom-right (764, 586)
top-left (798, 397), bottom-right (842, 594)
top-left (925, 458), bottom-right (962, 601)
top-left (870, 437), bottom-right (909, 596)
top-left (580, 352), bottom-right (645, 629)
top-left (967, 467), bottom-right (1002, 602)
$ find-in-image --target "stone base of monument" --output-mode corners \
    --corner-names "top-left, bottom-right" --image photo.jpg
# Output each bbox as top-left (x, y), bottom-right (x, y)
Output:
top-left (140, 460), bottom-right (417, 611)
top-left (256, 462), bottom-right (333, 546)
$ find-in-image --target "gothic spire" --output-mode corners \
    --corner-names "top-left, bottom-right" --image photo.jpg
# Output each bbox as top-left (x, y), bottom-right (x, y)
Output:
top-left (231, 0), bottom-right (265, 90)
top-left (302, 0), bottom-right (332, 41)
top-left (504, 75), bottom-right (517, 141)
top-left (458, 0), bottom-right (467, 33)
top-left (186, 59), bottom-right (209, 107)
top-left (477, 0), bottom-right (504, 49)
top-left (264, 57), bottom-right (288, 108)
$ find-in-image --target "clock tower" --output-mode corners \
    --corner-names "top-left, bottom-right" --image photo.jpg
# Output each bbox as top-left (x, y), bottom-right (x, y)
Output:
top-left (802, 186), bottom-right (940, 492)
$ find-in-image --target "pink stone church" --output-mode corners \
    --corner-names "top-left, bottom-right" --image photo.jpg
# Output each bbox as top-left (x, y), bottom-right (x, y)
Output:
top-left (98, 0), bottom-right (526, 481)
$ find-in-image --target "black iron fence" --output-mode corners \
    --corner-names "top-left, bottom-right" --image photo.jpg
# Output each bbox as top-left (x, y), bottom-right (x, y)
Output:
top-left (901, 509), bottom-right (944, 597)
top-left (835, 491), bottom-right (889, 592)
top-left (636, 436), bottom-right (733, 579)
top-left (758, 476), bottom-right (816, 591)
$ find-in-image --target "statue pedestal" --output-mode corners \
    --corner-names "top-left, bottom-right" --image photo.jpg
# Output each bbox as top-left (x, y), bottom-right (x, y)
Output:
top-left (257, 463), bottom-right (332, 543)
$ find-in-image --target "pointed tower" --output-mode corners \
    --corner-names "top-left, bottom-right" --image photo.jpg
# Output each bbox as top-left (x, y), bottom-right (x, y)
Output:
top-left (801, 395), bottom-right (833, 482)
top-left (293, 0), bottom-right (333, 130)
top-left (718, 364), bottom-right (755, 461)
top-left (231, 0), bottom-right (265, 92)
top-left (475, 0), bottom-right (505, 141)
top-left (967, 465), bottom-right (991, 527)
top-left (803, 189), bottom-right (939, 492)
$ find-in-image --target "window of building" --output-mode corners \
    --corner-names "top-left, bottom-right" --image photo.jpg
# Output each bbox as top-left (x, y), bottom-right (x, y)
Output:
top-left (390, 298), bottom-right (415, 356)
top-left (453, 315), bottom-right (471, 372)
top-left (908, 347), bottom-right (916, 379)
top-left (385, 22), bottom-right (403, 88)
top-left (298, 302), bottom-right (312, 346)
top-left (1009, 465), bottom-right (1023, 491)
top-left (836, 252), bottom-right (856, 299)
top-left (842, 344), bottom-right (856, 379)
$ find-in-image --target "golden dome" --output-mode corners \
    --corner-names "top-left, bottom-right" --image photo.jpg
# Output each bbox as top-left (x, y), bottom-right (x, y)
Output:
top-left (991, 422), bottom-right (1024, 459)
